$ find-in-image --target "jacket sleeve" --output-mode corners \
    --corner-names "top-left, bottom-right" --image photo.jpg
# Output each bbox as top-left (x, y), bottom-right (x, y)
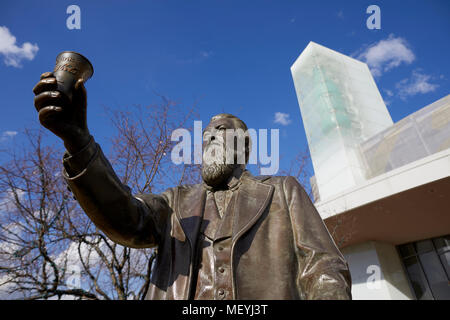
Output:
top-left (62, 136), bottom-right (172, 249)
top-left (283, 176), bottom-right (352, 300)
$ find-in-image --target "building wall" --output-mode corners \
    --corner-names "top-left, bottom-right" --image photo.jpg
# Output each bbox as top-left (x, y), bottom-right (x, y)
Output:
top-left (342, 241), bottom-right (414, 300)
top-left (291, 42), bottom-right (393, 201)
top-left (291, 42), bottom-right (449, 300)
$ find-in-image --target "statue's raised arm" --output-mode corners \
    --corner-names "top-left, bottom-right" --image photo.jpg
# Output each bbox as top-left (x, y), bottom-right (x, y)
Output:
top-left (33, 69), bottom-right (169, 248)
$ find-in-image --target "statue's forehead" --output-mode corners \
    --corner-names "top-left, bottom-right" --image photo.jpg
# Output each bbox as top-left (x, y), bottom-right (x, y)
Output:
top-left (204, 117), bottom-right (237, 132)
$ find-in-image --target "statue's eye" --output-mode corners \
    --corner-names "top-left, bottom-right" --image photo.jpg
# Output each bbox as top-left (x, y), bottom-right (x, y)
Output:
top-left (217, 126), bottom-right (226, 131)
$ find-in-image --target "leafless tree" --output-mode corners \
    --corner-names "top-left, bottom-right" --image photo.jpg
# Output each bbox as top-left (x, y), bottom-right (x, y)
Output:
top-left (279, 146), bottom-right (312, 196)
top-left (0, 98), bottom-right (199, 300)
top-left (106, 97), bottom-right (201, 193)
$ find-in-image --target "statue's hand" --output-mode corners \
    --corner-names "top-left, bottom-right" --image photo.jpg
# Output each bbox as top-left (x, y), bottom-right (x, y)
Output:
top-left (33, 72), bottom-right (91, 153)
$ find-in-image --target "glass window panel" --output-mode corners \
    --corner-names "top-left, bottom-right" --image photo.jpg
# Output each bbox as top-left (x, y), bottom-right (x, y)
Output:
top-left (419, 250), bottom-right (450, 300)
top-left (439, 252), bottom-right (450, 280)
top-left (444, 236), bottom-right (450, 248)
top-left (433, 235), bottom-right (450, 254)
top-left (399, 244), bottom-right (416, 258)
top-left (404, 256), bottom-right (434, 300)
top-left (415, 240), bottom-right (434, 254)
top-left (433, 237), bottom-right (445, 251)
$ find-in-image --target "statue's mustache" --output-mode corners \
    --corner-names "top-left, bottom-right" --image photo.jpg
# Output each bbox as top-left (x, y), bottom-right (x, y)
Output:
top-left (203, 143), bottom-right (226, 165)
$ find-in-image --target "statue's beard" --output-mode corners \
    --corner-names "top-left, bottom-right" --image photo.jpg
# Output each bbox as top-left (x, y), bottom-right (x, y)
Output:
top-left (201, 162), bottom-right (234, 188)
top-left (201, 143), bottom-right (235, 187)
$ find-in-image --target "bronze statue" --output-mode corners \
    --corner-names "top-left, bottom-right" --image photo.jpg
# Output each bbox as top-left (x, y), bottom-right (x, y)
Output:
top-left (33, 65), bottom-right (352, 299)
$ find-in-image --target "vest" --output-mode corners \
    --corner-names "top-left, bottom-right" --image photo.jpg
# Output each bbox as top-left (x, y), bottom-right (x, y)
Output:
top-left (192, 189), bottom-right (237, 299)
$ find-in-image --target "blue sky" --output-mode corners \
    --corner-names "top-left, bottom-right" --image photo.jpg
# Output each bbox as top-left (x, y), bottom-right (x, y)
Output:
top-left (1, 0), bottom-right (449, 188)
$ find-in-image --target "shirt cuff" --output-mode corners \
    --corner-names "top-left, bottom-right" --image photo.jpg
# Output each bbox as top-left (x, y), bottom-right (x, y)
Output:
top-left (62, 136), bottom-right (97, 177)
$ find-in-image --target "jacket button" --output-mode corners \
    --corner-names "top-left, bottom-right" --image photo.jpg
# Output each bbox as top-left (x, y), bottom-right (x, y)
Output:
top-left (218, 289), bottom-right (225, 296)
top-left (217, 246), bottom-right (224, 252)
top-left (218, 266), bottom-right (225, 273)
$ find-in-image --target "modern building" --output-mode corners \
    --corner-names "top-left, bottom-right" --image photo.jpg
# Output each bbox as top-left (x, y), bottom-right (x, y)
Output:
top-left (291, 41), bottom-right (450, 300)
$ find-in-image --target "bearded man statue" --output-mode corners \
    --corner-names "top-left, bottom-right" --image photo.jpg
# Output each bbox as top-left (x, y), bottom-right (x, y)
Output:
top-left (33, 71), bottom-right (352, 300)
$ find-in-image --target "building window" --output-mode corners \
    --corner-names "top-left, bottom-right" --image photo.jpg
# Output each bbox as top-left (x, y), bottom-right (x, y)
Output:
top-left (398, 235), bottom-right (450, 300)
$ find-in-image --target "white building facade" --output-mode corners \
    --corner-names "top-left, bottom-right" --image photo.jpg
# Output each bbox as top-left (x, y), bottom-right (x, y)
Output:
top-left (291, 42), bottom-right (450, 300)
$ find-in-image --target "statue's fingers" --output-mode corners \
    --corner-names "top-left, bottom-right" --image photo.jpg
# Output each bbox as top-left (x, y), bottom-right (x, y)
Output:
top-left (40, 72), bottom-right (54, 80)
top-left (34, 91), bottom-right (69, 112)
top-left (74, 79), bottom-right (87, 97)
top-left (33, 77), bottom-right (57, 95)
top-left (74, 79), bottom-right (87, 107)
top-left (38, 106), bottom-right (63, 124)
top-left (74, 78), bottom-right (85, 90)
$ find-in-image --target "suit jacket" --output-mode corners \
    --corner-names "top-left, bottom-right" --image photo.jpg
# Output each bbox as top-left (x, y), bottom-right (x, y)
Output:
top-left (63, 138), bottom-right (352, 300)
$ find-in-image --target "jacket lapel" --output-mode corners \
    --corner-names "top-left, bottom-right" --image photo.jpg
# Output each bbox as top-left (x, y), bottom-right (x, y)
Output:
top-left (174, 174), bottom-right (274, 247)
top-left (232, 172), bottom-right (274, 242)
top-left (176, 184), bottom-right (206, 247)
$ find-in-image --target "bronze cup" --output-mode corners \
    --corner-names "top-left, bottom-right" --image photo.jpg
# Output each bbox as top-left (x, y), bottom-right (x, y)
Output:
top-left (53, 51), bottom-right (93, 101)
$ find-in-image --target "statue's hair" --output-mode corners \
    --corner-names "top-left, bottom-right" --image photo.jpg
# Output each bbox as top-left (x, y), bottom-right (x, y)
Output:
top-left (210, 113), bottom-right (248, 131)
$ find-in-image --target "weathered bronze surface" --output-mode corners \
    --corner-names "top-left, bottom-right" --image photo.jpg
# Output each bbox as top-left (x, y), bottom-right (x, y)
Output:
top-left (33, 58), bottom-right (352, 300)
top-left (53, 51), bottom-right (93, 101)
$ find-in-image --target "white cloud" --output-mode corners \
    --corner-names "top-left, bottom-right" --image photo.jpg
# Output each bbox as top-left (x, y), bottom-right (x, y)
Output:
top-left (0, 274), bottom-right (22, 299)
top-left (396, 70), bottom-right (439, 100)
top-left (385, 89), bottom-right (394, 97)
top-left (2, 131), bottom-right (17, 138)
top-left (274, 112), bottom-right (291, 126)
top-left (54, 238), bottom-right (104, 269)
top-left (0, 131), bottom-right (18, 142)
top-left (382, 89), bottom-right (393, 106)
top-left (200, 51), bottom-right (212, 58)
top-left (355, 34), bottom-right (415, 77)
top-left (337, 10), bottom-right (344, 19)
top-left (0, 188), bottom-right (25, 214)
top-left (0, 26), bottom-right (39, 68)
